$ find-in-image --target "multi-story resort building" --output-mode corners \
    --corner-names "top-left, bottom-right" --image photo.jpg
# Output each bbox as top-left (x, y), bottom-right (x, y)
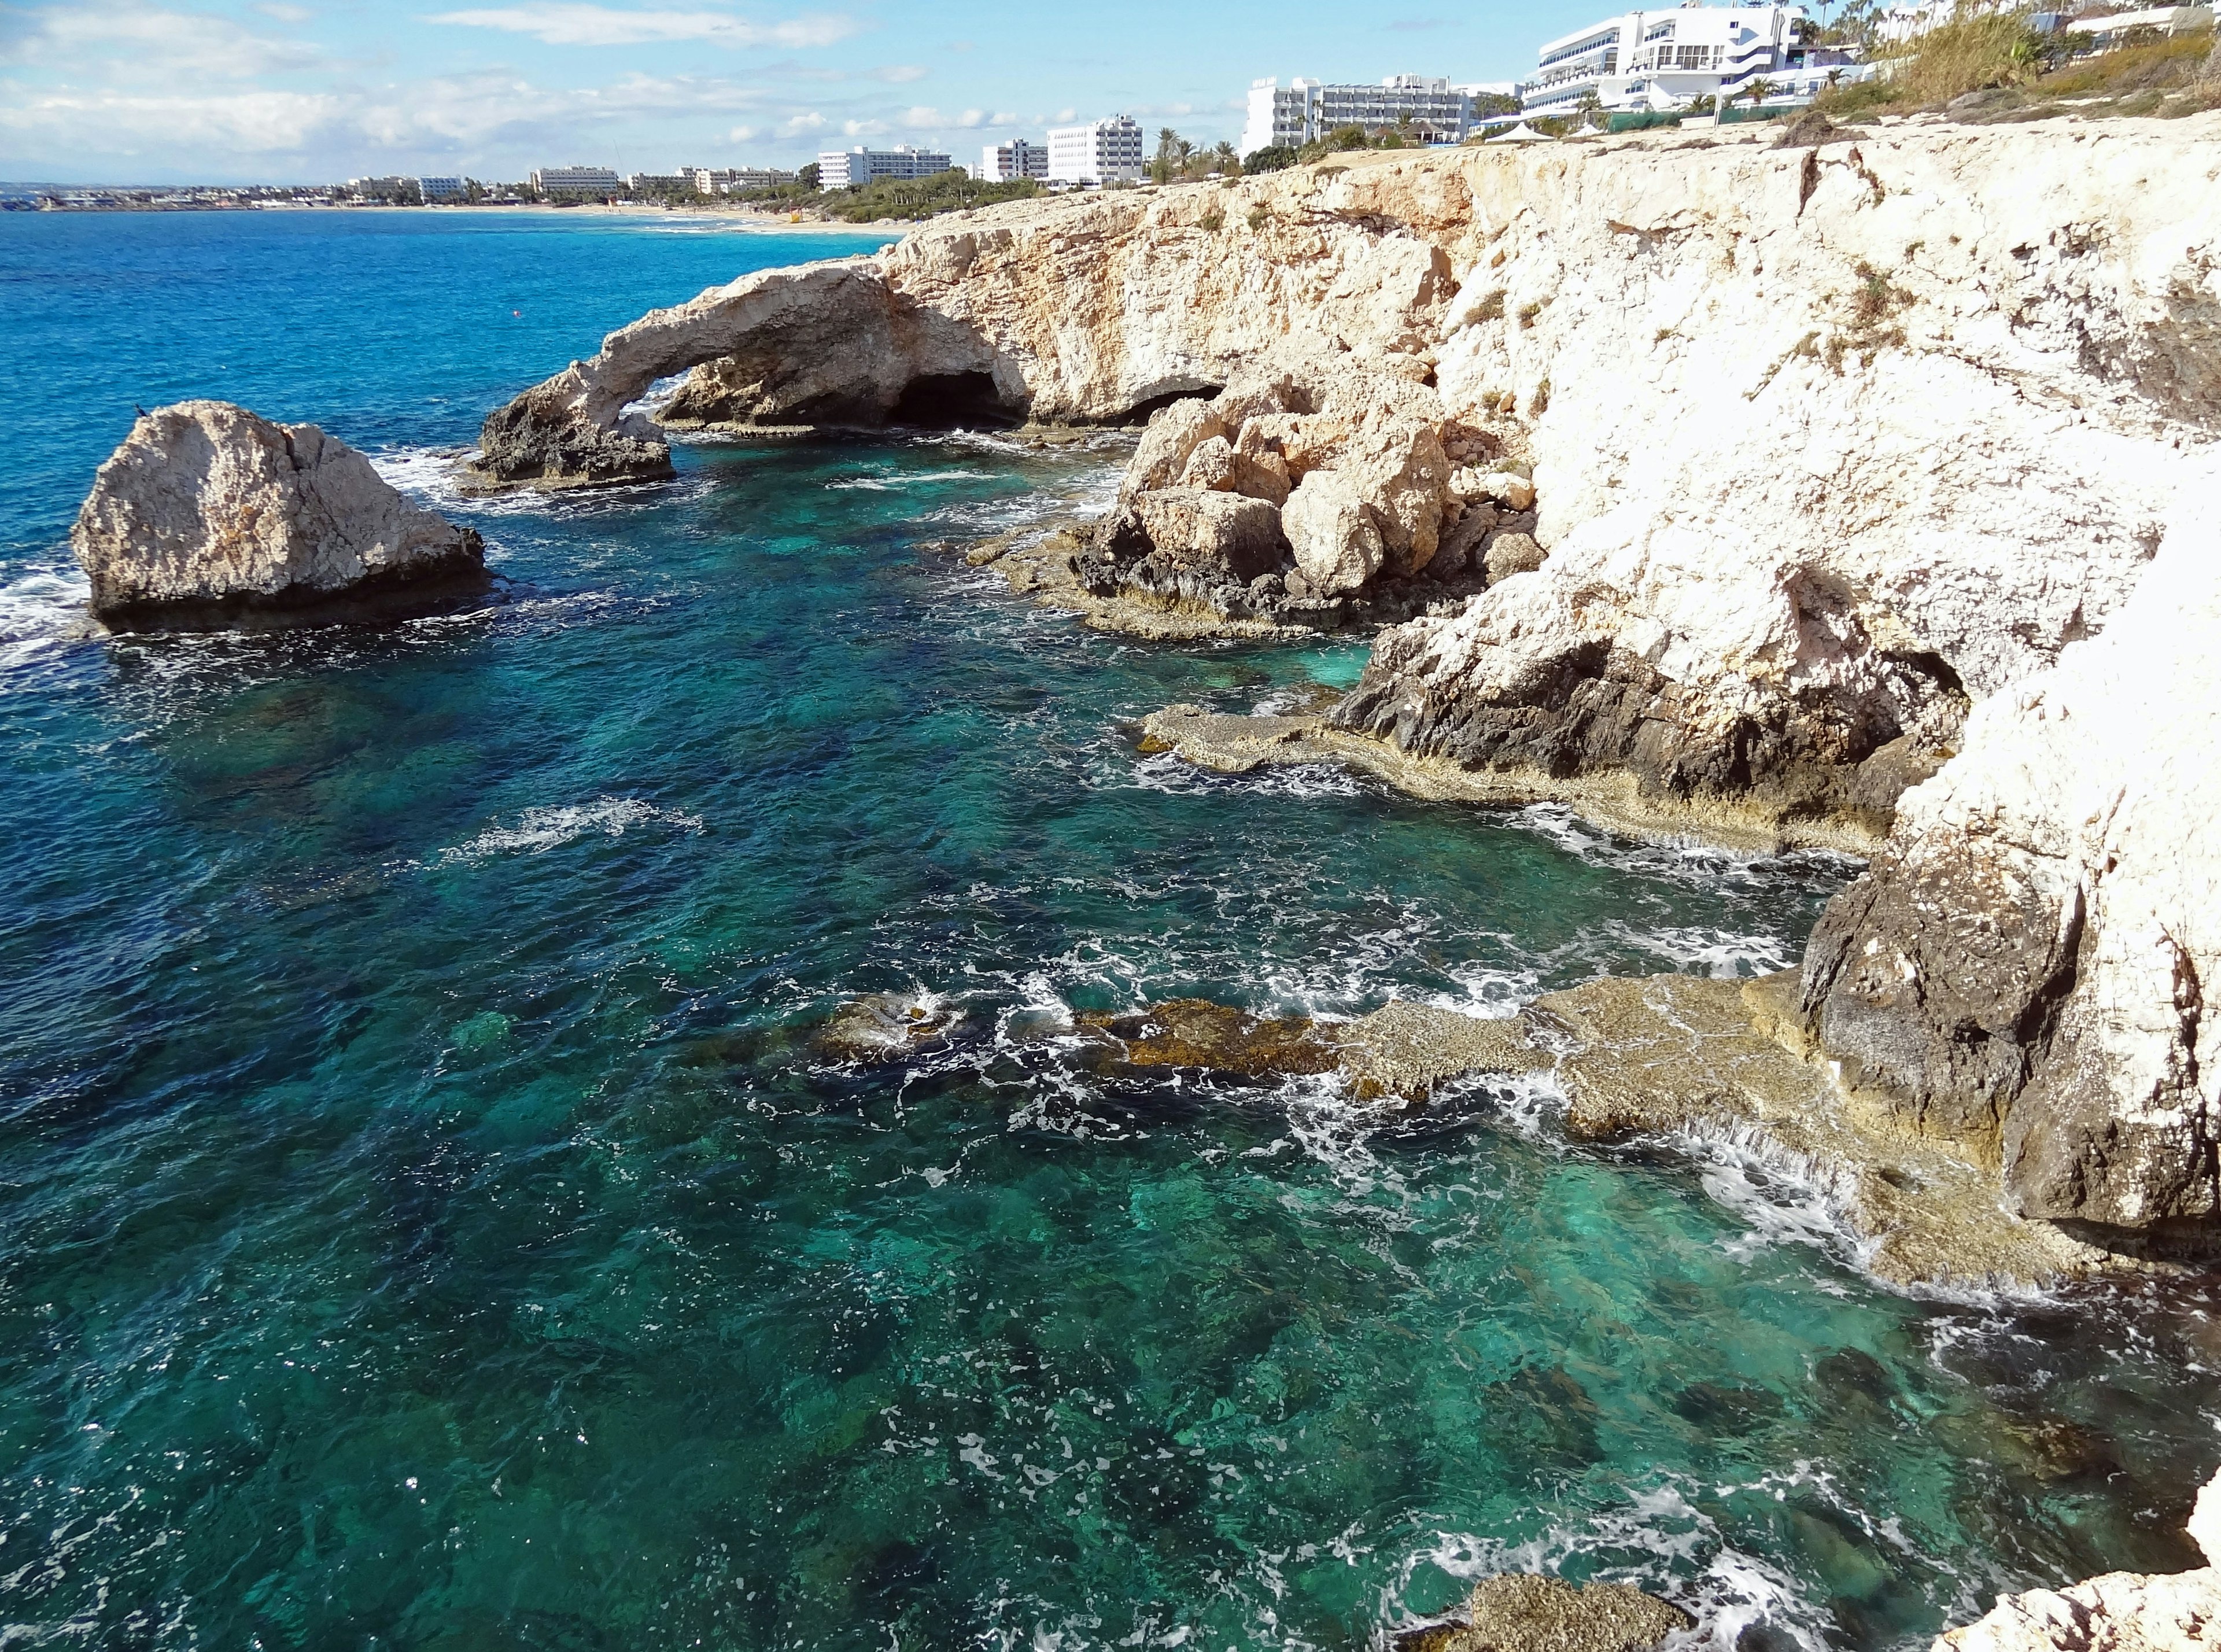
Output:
top-left (531, 165), bottom-right (622, 198)
top-left (1521, 3), bottom-right (1867, 117)
top-left (687, 167), bottom-right (796, 194)
top-left (415, 176), bottom-right (467, 202)
top-left (1239, 75), bottom-right (1478, 155)
top-left (626, 172), bottom-right (692, 194)
top-left (977, 138), bottom-right (1050, 183)
top-left (1045, 116), bottom-right (1145, 185)
top-left (816, 146), bottom-right (954, 187)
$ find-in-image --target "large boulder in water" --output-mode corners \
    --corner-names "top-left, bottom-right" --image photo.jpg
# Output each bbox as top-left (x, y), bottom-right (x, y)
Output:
top-left (72, 400), bottom-right (487, 630)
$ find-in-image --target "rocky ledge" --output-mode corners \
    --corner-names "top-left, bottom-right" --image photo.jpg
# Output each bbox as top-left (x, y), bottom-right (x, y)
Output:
top-left (75, 400), bottom-right (487, 630)
top-left (1934, 1469), bottom-right (2221, 1651)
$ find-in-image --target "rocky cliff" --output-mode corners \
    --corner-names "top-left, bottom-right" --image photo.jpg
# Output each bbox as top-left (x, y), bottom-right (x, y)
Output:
top-left (1932, 1469), bottom-right (2221, 1651)
top-left (1798, 491), bottom-right (2221, 1254)
top-left (482, 115), bottom-right (2219, 850)
top-left (77, 400), bottom-right (486, 629)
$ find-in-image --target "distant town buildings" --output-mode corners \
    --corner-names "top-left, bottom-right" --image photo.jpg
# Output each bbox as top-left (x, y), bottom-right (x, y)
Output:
top-left (1046, 116), bottom-right (1144, 185)
top-left (416, 176), bottom-right (467, 202)
top-left (1521, 4), bottom-right (1863, 116)
top-left (1240, 76), bottom-right (1481, 154)
top-left (977, 138), bottom-right (1050, 183)
top-left (817, 146), bottom-right (955, 187)
top-left (532, 165), bottom-right (622, 197)
top-left (626, 172), bottom-right (693, 194)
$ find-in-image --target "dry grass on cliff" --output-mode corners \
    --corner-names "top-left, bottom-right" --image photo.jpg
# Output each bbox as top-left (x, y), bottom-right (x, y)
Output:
top-left (1821, 24), bottom-right (2220, 120)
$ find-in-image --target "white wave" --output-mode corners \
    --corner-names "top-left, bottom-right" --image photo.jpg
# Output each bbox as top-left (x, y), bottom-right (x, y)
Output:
top-left (1608, 923), bottom-right (1796, 980)
top-left (431, 797), bottom-right (704, 864)
top-left (0, 559), bottom-right (90, 672)
top-left (1662, 1123), bottom-right (1877, 1269)
top-left (1395, 1481), bottom-right (1839, 1652)
top-left (367, 447), bottom-right (702, 521)
top-left (1511, 802), bottom-right (1864, 891)
top-left (827, 469), bottom-right (995, 492)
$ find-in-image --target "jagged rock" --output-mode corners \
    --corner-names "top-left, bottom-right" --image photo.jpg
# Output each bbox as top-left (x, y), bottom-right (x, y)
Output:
top-left (1395, 1574), bottom-right (1692, 1652)
top-left (479, 126), bottom-right (2216, 843)
top-left (1282, 470), bottom-right (1386, 595)
top-left (1091, 347), bottom-right (1459, 613)
top-left (1799, 497), bottom-right (2221, 1250)
top-left (72, 400), bottom-right (486, 630)
top-left (1474, 471), bottom-right (1536, 511)
top-left (1483, 530), bottom-right (1546, 584)
top-left (1932, 1468), bottom-right (2221, 1650)
top-left (475, 389), bottom-right (674, 491)
top-left (1130, 489), bottom-right (1286, 581)
top-left (816, 993), bottom-right (964, 1062)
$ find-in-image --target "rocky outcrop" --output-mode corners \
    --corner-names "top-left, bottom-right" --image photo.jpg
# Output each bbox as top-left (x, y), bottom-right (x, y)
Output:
top-left (1797, 494), bottom-right (2221, 1254)
top-left (74, 400), bottom-right (486, 629)
top-left (1076, 349), bottom-right (1534, 624)
top-left (1395, 1574), bottom-right (1692, 1652)
top-left (1932, 1469), bottom-right (2221, 1651)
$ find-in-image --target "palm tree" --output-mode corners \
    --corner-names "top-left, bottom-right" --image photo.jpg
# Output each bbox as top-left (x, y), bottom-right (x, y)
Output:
top-left (1212, 139), bottom-right (1239, 175)
top-left (1154, 127), bottom-right (1183, 183)
top-left (1742, 76), bottom-right (1777, 109)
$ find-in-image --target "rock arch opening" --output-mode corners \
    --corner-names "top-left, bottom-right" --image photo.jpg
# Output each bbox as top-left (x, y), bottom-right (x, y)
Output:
top-left (887, 372), bottom-right (1020, 430)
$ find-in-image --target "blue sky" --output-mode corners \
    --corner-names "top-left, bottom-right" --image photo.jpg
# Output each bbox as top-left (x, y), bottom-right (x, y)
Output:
top-left (0, 0), bottom-right (1562, 184)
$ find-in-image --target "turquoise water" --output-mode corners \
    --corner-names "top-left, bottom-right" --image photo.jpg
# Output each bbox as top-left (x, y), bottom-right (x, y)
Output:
top-left (2, 209), bottom-right (2216, 1651)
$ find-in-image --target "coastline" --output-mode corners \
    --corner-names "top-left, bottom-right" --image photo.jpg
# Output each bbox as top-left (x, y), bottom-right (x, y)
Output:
top-left (16, 120), bottom-right (2221, 1650)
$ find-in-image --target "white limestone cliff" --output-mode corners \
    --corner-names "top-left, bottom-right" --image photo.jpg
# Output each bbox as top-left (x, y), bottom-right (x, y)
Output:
top-left (1800, 481), bottom-right (2221, 1239)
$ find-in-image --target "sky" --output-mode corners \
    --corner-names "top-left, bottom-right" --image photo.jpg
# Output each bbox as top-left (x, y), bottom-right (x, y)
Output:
top-left (0, 0), bottom-right (1573, 185)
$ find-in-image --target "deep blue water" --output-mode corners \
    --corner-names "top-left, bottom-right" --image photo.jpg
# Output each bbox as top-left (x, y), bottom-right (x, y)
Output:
top-left (2, 207), bottom-right (2216, 1652)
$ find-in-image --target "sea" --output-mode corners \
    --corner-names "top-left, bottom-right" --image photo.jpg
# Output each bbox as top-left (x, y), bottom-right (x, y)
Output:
top-left (1, 206), bottom-right (2215, 1651)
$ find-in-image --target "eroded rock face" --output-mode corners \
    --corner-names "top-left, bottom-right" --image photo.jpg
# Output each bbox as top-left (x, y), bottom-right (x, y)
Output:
top-left (1798, 497), bottom-right (2221, 1248)
top-left (1329, 122), bottom-right (2216, 845)
top-left (1932, 1469), bottom-right (2221, 1651)
top-left (73, 400), bottom-right (486, 629)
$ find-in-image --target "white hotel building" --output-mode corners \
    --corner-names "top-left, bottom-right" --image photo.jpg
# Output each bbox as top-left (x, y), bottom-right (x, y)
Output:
top-left (977, 138), bottom-right (1050, 182)
top-left (1240, 76), bottom-right (1481, 156)
top-left (531, 165), bottom-right (622, 197)
top-left (817, 146), bottom-right (954, 187)
top-left (1046, 116), bottom-right (1145, 185)
top-left (1522, 3), bottom-right (1866, 116)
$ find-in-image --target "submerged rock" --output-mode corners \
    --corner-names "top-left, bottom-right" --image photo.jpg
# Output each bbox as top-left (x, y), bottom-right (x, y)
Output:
top-left (73, 400), bottom-right (486, 630)
top-left (1932, 1468), bottom-right (2221, 1651)
top-left (1396, 1574), bottom-right (1692, 1652)
top-left (1078, 999), bottom-right (1339, 1078)
top-left (814, 993), bottom-right (963, 1063)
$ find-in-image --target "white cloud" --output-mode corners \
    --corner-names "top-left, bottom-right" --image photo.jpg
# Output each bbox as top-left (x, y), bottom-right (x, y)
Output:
top-left (425, 6), bottom-right (859, 49)
top-left (2, 3), bottom-right (322, 79)
top-left (728, 123), bottom-right (757, 139)
top-left (779, 110), bottom-right (826, 135)
top-left (1054, 108), bottom-right (1075, 122)
top-left (0, 84), bottom-right (344, 152)
top-left (839, 117), bottom-right (883, 137)
top-left (872, 64), bottom-right (926, 83)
